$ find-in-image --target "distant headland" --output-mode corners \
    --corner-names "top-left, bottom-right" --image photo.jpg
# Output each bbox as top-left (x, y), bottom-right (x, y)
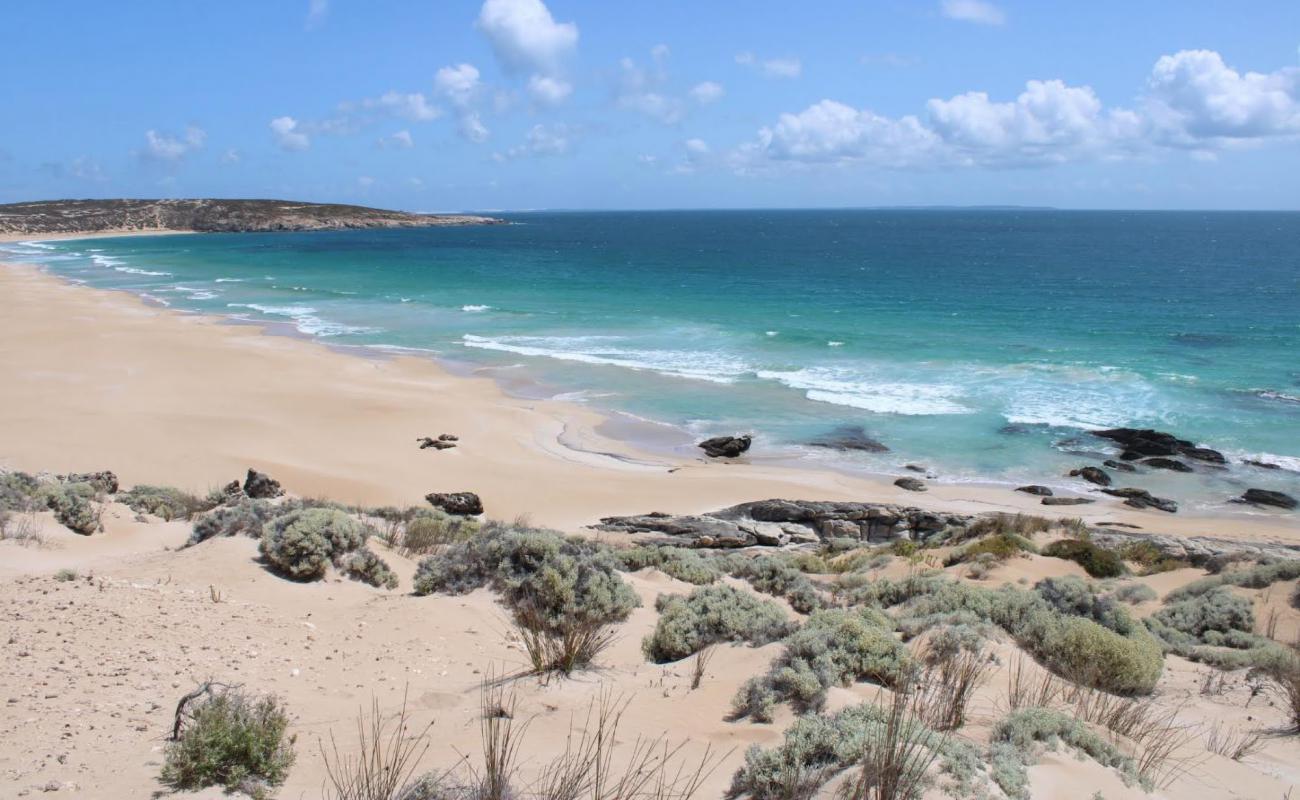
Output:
top-left (0, 198), bottom-right (502, 236)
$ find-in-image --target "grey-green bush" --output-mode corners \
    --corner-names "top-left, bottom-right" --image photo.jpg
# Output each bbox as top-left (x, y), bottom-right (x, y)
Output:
top-left (342, 547), bottom-right (399, 590)
top-left (615, 546), bottom-right (721, 585)
top-left (643, 584), bottom-right (792, 662)
top-left (0, 471), bottom-right (42, 512)
top-left (1165, 560), bottom-right (1300, 601)
top-left (42, 481), bottom-right (99, 535)
top-left (259, 508), bottom-right (367, 581)
top-left (731, 607), bottom-right (912, 721)
top-left (189, 498), bottom-right (279, 546)
top-left (989, 708), bottom-right (1143, 799)
top-left (160, 690), bottom-right (295, 793)
top-left (1151, 585), bottom-right (1253, 639)
top-left (1111, 582), bottom-right (1158, 604)
top-left (728, 554), bottom-right (825, 614)
top-left (119, 484), bottom-right (215, 521)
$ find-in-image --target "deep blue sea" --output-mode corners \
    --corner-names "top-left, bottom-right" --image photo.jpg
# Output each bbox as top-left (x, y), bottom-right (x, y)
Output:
top-left (6, 210), bottom-right (1299, 513)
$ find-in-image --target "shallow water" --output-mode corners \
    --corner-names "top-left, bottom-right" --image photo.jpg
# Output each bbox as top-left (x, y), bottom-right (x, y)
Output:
top-left (6, 209), bottom-right (1299, 513)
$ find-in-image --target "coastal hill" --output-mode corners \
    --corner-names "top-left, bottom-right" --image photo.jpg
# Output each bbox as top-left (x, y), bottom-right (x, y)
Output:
top-left (0, 198), bottom-right (501, 235)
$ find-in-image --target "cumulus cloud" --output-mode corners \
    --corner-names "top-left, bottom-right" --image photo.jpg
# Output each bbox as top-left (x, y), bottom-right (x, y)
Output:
top-left (731, 50), bottom-right (1300, 173)
top-left (616, 55), bottom-right (685, 123)
top-left (735, 52), bottom-right (802, 79)
top-left (689, 81), bottom-right (724, 105)
top-left (528, 74), bottom-right (573, 106)
top-left (477, 0), bottom-right (577, 76)
top-left (364, 91), bottom-right (441, 122)
top-left (379, 130), bottom-right (414, 149)
top-left (221, 148), bottom-right (241, 164)
top-left (940, 0), bottom-right (1006, 26)
top-left (270, 116), bottom-right (310, 151)
top-left (143, 126), bottom-right (206, 161)
top-left (497, 122), bottom-right (572, 159)
top-left (459, 112), bottom-right (491, 143)
top-left (435, 64), bottom-right (482, 108)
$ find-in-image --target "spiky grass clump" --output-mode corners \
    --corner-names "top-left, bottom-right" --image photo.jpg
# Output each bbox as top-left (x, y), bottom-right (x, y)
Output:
top-left (944, 533), bottom-right (1037, 567)
top-left (643, 584), bottom-right (793, 663)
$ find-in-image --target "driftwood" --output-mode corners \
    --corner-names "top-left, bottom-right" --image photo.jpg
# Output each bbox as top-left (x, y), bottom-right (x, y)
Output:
top-left (171, 680), bottom-right (241, 741)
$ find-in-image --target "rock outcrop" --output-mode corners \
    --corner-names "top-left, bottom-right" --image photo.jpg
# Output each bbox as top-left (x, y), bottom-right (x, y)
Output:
top-left (1069, 466), bottom-right (1111, 486)
top-left (417, 435), bottom-right (457, 450)
top-left (1142, 457), bottom-right (1193, 473)
top-left (1093, 428), bottom-right (1226, 464)
top-left (697, 435), bottom-right (752, 458)
top-left (1103, 459), bottom-right (1137, 473)
top-left (1239, 489), bottom-right (1297, 510)
top-left (1041, 497), bottom-right (1095, 506)
top-left (1016, 485), bottom-right (1054, 496)
top-left (1101, 487), bottom-right (1177, 513)
top-left (806, 425), bottom-right (889, 453)
top-left (242, 469), bottom-right (284, 499)
top-left (893, 477), bottom-right (926, 492)
top-left (426, 491), bottom-right (484, 516)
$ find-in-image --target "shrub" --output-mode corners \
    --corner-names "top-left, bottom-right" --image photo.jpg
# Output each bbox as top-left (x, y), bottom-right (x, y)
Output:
top-left (119, 484), bottom-right (215, 521)
top-left (728, 555), bottom-right (825, 614)
top-left (1142, 586), bottom-right (1287, 670)
top-left (643, 585), bottom-right (792, 662)
top-left (732, 608), bottom-right (912, 721)
top-left (259, 508), bottom-right (367, 581)
top-left (54, 568), bottom-right (78, 582)
top-left (0, 471), bottom-right (42, 512)
top-left (944, 533), bottom-right (1036, 566)
top-left (1116, 540), bottom-right (1189, 575)
top-left (1042, 539), bottom-right (1125, 578)
top-left (342, 547), bottom-right (399, 590)
top-left (1112, 582), bottom-right (1158, 604)
top-left (964, 513), bottom-right (1052, 539)
top-left (989, 708), bottom-right (1143, 799)
top-left (401, 510), bottom-right (478, 556)
top-left (161, 689), bottom-right (295, 793)
top-left (615, 546), bottom-right (721, 585)
top-left (1151, 586), bottom-right (1253, 639)
top-left (1045, 617), bottom-right (1164, 696)
top-left (1035, 576), bottom-right (1131, 633)
top-left (42, 481), bottom-right (99, 535)
top-left (1165, 559), bottom-right (1300, 602)
top-left (189, 498), bottom-right (278, 545)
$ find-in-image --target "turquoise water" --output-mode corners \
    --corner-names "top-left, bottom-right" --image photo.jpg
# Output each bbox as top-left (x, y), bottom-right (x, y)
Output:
top-left (6, 210), bottom-right (1299, 512)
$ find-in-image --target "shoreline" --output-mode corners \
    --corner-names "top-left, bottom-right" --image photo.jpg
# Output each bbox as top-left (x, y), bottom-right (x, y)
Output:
top-left (0, 233), bottom-right (1296, 542)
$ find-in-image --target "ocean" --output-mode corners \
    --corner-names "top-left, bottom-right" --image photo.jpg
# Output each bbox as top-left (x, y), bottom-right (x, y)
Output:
top-left (6, 209), bottom-right (1299, 514)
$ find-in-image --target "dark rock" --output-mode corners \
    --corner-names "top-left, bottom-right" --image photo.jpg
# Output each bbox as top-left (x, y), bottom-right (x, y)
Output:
top-left (1041, 497), bottom-right (1095, 506)
top-left (243, 469), bottom-right (284, 499)
top-left (425, 491), bottom-right (484, 516)
top-left (1094, 427), bottom-right (1224, 463)
top-left (1068, 466), bottom-right (1111, 487)
top-left (894, 477), bottom-right (927, 492)
top-left (1142, 457), bottom-right (1193, 473)
top-left (1243, 459), bottom-right (1282, 471)
top-left (807, 425), bottom-right (889, 453)
top-left (62, 471), bottom-right (119, 494)
top-left (1103, 459), bottom-right (1137, 473)
top-left (697, 434), bottom-right (752, 459)
top-left (220, 480), bottom-right (244, 500)
top-left (1101, 487), bottom-right (1178, 513)
top-left (437, 433), bottom-right (459, 442)
top-left (999, 424), bottom-right (1034, 435)
top-left (1016, 485), bottom-right (1054, 496)
top-left (417, 437), bottom-right (456, 450)
top-left (903, 464), bottom-right (930, 474)
top-left (1239, 489), bottom-right (1297, 510)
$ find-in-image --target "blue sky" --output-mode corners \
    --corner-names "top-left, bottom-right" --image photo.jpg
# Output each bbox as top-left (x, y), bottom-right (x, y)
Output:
top-left (2, 0), bottom-right (1298, 210)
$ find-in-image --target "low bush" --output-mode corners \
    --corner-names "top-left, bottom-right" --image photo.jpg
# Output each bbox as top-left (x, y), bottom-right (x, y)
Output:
top-left (342, 547), bottom-right (399, 590)
top-left (161, 689), bottom-right (294, 794)
top-left (1035, 576), bottom-right (1130, 633)
top-left (119, 484), bottom-right (216, 521)
top-left (1116, 540), bottom-right (1189, 575)
top-left (1142, 585), bottom-right (1290, 670)
top-left (189, 498), bottom-right (278, 545)
top-left (401, 510), bottom-right (478, 556)
top-left (616, 546), bottom-right (721, 585)
top-left (728, 555), bottom-right (825, 614)
top-left (989, 708), bottom-right (1143, 799)
top-left (944, 533), bottom-right (1036, 566)
top-left (0, 470), bottom-right (42, 512)
top-left (1150, 585), bottom-right (1253, 640)
top-left (964, 513), bottom-right (1052, 539)
top-left (731, 608), bottom-right (912, 721)
top-left (643, 585), bottom-right (792, 662)
top-left (1042, 539), bottom-right (1125, 578)
top-left (1111, 582), bottom-right (1158, 604)
top-left (259, 508), bottom-right (367, 581)
top-left (54, 568), bottom-right (78, 582)
top-left (42, 481), bottom-right (100, 535)
top-left (1165, 559), bottom-right (1300, 602)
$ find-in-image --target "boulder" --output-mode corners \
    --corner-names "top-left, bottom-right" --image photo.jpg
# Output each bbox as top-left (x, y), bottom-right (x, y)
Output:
top-left (1101, 487), bottom-right (1177, 513)
top-left (807, 425), bottom-right (889, 453)
top-left (1142, 457), bottom-right (1193, 473)
top-left (819, 518), bottom-right (862, 540)
top-left (220, 480), bottom-right (243, 500)
top-left (417, 436), bottom-right (456, 450)
top-left (62, 471), bottom-right (119, 494)
top-left (903, 464), bottom-right (930, 474)
top-left (1093, 427), bottom-right (1225, 463)
top-left (1239, 489), bottom-right (1297, 510)
top-left (1016, 485), bottom-right (1054, 496)
top-left (697, 434), bottom-right (752, 459)
top-left (1068, 466), bottom-right (1111, 487)
top-left (425, 491), bottom-right (484, 516)
top-left (243, 469), bottom-right (284, 499)
top-left (1041, 497), bottom-right (1095, 506)
top-left (1103, 459), bottom-right (1137, 473)
top-left (894, 477), bottom-right (927, 492)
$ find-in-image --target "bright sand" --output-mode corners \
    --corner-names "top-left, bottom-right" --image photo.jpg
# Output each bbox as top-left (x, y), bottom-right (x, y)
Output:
top-left (2, 236), bottom-right (1299, 798)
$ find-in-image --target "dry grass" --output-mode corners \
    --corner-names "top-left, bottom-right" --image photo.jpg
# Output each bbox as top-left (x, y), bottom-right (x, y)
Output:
top-left (1205, 721), bottom-right (1263, 761)
top-left (838, 680), bottom-right (943, 800)
top-left (1005, 653), bottom-right (1063, 712)
top-left (511, 597), bottom-right (620, 677)
top-left (321, 689), bottom-right (435, 800)
top-left (918, 642), bottom-right (991, 731)
top-left (690, 647), bottom-right (714, 691)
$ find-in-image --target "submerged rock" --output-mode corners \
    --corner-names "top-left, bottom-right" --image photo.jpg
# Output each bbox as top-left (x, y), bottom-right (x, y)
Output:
top-left (894, 477), bottom-right (927, 492)
top-left (1142, 457), bottom-right (1193, 473)
top-left (1094, 428), bottom-right (1225, 464)
top-left (1016, 485), bottom-right (1054, 496)
top-left (807, 425), bottom-right (889, 453)
top-left (1041, 497), bottom-right (1095, 506)
top-left (243, 469), bottom-right (284, 499)
top-left (1239, 489), bottom-right (1297, 510)
top-left (1243, 459), bottom-right (1282, 471)
top-left (1101, 487), bottom-right (1178, 513)
top-left (697, 434), bottom-right (752, 459)
top-left (425, 491), bottom-right (484, 516)
top-left (1103, 459), bottom-right (1137, 473)
top-left (1069, 466), bottom-right (1112, 486)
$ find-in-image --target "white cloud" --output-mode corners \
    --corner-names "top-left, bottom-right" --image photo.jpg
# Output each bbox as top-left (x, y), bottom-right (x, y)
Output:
top-left (357, 175), bottom-right (375, 189)
top-left (689, 81), bottom-right (724, 105)
top-left (366, 91), bottom-right (441, 122)
top-left (528, 74), bottom-right (573, 106)
top-left (476, 0), bottom-right (577, 76)
top-left (940, 0), bottom-right (1006, 26)
top-left (434, 64), bottom-right (482, 108)
top-left (685, 138), bottom-right (710, 155)
top-left (735, 52), bottom-right (802, 79)
top-left (731, 50), bottom-right (1299, 173)
top-left (143, 126), bottom-right (206, 161)
top-left (499, 123), bottom-right (572, 159)
top-left (379, 130), bottom-right (414, 149)
top-left (270, 116), bottom-right (310, 151)
top-left (459, 112), bottom-right (490, 143)
top-left (221, 148), bottom-right (241, 164)
top-left (306, 0), bottom-right (328, 29)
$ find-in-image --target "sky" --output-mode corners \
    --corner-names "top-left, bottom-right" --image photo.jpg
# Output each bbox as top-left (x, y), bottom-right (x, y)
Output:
top-left (2, 0), bottom-right (1299, 211)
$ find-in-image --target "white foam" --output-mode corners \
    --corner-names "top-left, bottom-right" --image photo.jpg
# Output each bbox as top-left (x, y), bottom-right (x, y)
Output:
top-left (827, 341), bottom-right (845, 347)
top-left (756, 367), bottom-right (973, 415)
top-left (90, 254), bottom-right (123, 268)
top-left (461, 334), bottom-right (745, 384)
top-left (226, 303), bottom-right (377, 337)
top-left (214, 277), bottom-right (245, 283)
top-left (114, 266), bottom-right (172, 276)
top-left (765, 330), bottom-right (778, 337)
top-left (1228, 451), bottom-right (1300, 473)
top-left (461, 304), bottom-right (492, 312)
